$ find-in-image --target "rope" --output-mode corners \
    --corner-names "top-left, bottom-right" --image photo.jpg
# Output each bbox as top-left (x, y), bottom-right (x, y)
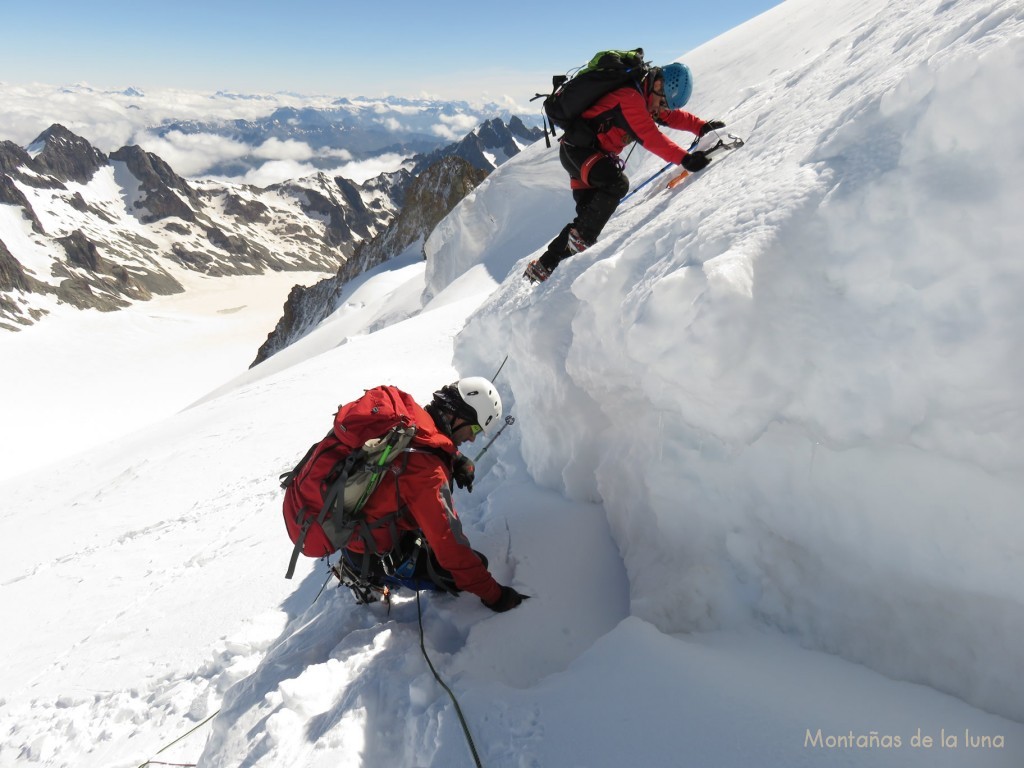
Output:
top-left (416, 590), bottom-right (484, 768)
top-left (311, 568), bottom-right (334, 605)
top-left (137, 709), bottom-right (220, 768)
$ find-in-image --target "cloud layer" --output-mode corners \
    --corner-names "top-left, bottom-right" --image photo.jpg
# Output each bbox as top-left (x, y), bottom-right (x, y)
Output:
top-left (0, 82), bottom-right (532, 187)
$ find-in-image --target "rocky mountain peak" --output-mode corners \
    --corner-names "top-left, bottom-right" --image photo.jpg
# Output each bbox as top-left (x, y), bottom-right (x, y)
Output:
top-left (507, 115), bottom-right (536, 140)
top-left (475, 117), bottom-right (515, 143)
top-left (0, 140), bottom-right (32, 176)
top-left (109, 145), bottom-right (201, 223)
top-left (410, 116), bottom-right (543, 175)
top-left (28, 124), bottom-right (108, 184)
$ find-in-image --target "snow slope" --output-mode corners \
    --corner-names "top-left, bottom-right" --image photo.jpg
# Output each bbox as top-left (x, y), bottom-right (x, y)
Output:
top-left (0, 270), bottom-right (325, 483)
top-left (1, 0), bottom-right (1023, 766)
top-left (447, 0), bottom-right (1024, 720)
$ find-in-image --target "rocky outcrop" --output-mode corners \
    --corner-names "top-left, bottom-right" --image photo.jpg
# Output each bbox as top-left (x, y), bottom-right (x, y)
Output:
top-left (54, 229), bottom-right (166, 307)
top-left (30, 124), bottom-right (108, 184)
top-left (0, 238), bottom-right (31, 293)
top-left (249, 280), bottom-right (342, 365)
top-left (411, 116), bottom-right (543, 174)
top-left (58, 229), bottom-right (105, 271)
top-left (224, 193), bottom-right (270, 223)
top-left (68, 191), bottom-right (117, 223)
top-left (0, 239), bottom-right (46, 330)
top-left (0, 175), bottom-right (45, 234)
top-left (345, 156), bottom-right (486, 279)
top-left (0, 140), bottom-right (33, 176)
top-left (268, 171), bottom-right (412, 256)
top-left (109, 145), bottom-right (200, 223)
top-left (250, 155), bottom-right (487, 366)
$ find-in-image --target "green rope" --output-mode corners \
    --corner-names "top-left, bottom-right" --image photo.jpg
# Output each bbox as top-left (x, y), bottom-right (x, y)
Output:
top-left (416, 590), bottom-right (484, 768)
top-left (137, 709), bottom-right (220, 768)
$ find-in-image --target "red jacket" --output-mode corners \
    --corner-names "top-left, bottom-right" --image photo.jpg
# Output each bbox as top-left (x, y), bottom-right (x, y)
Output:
top-left (343, 388), bottom-right (502, 604)
top-left (581, 85), bottom-right (705, 164)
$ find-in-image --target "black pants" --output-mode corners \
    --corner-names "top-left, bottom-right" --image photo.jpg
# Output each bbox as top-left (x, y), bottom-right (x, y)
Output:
top-left (344, 531), bottom-right (488, 594)
top-left (538, 143), bottom-right (630, 271)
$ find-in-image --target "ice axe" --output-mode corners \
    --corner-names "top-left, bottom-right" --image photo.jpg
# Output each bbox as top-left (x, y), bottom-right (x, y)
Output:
top-left (621, 136), bottom-right (701, 203)
top-left (666, 132), bottom-right (745, 189)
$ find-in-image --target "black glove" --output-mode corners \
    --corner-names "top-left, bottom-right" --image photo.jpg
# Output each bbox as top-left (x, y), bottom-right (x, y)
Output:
top-left (484, 586), bottom-right (529, 613)
top-left (452, 452), bottom-right (475, 492)
top-left (681, 151), bottom-right (710, 173)
top-left (699, 119), bottom-right (726, 137)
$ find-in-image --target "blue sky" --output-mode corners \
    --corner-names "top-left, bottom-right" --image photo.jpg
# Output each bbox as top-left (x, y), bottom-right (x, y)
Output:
top-left (0, 0), bottom-right (783, 100)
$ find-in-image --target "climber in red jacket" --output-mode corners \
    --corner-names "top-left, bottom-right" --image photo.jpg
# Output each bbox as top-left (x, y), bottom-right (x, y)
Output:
top-left (526, 62), bottom-right (724, 282)
top-left (338, 378), bottom-right (527, 612)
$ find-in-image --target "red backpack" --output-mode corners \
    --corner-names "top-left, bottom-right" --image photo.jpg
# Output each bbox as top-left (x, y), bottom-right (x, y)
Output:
top-left (281, 386), bottom-right (418, 578)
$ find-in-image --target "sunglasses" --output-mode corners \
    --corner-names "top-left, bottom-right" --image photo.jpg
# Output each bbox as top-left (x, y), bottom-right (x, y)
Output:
top-left (470, 423), bottom-right (483, 436)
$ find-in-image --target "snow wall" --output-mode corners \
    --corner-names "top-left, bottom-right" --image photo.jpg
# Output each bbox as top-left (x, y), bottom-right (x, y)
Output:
top-left (429, 0), bottom-right (1024, 721)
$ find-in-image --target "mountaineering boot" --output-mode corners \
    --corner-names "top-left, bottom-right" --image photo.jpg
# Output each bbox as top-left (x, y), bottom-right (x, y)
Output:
top-left (567, 227), bottom-right (591, 255)
top-left (524, 260), bottom-right (554, 283)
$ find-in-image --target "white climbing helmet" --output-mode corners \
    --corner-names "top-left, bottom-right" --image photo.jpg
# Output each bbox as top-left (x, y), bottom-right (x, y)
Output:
top-left (456, 376), bottom-right (503, 431)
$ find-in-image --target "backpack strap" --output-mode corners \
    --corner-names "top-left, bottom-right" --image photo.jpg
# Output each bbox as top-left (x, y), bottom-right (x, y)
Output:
top-left (279, 441), bottom-right (318, 489)
top-left (284, 450), bottom-right (363, 579)
top-left (296, 430), bottom-right (415, 581)
top-left (279, 427), bottom-right (335, 489)
top-left (532, 74), bottom-right (569, 147)
top-left (405, 445), bottom-right (458, 488)
top-left (345, 450), bottom-right (412, 580)
top-left (380, 451), bottom-right (461, 595)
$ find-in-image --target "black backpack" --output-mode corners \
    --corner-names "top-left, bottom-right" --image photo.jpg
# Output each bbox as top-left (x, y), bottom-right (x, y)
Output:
top-left (535, 49), bottom-right (650, 147)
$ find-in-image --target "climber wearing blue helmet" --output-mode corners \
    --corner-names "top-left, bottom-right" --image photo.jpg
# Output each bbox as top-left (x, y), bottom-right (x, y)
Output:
top-left (525, 58), bottom-right (725, 283)
top-left (660, 62), bottom-right (694, 109)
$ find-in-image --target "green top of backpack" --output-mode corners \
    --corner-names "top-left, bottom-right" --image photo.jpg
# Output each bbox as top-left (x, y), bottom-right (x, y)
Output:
top-left (579, 48), bottom-right (647, 76)
top-left (539, 48), bottom-right (651, 147)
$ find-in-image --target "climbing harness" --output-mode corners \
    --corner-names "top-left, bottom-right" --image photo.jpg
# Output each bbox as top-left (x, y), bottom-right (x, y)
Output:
top-left (330, 554), bottom-right (393, 608)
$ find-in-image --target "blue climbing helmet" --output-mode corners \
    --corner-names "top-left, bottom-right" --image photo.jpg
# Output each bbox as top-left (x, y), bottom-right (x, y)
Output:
top-left (661, 63), bottom-right (693, 109)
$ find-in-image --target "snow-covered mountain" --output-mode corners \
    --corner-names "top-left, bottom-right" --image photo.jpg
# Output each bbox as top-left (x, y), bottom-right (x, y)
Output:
top-left (409, 116), bottom-right (544, 175)
top-left (252, 155), bottom-right (490, 366)
top-left (1, 0), bottom-right (1023, 766)
top-left (0, 116), bottom-right (541, 332)
top-left (0, 124), bottom-right (408, 330)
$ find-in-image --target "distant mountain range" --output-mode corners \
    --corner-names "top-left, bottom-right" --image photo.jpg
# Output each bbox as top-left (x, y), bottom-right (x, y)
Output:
top-left (251, 154), bottom-right (490, 366)
top-left (0, 117), bottom-right (542, 332)
top-left (154, 98), bottom-right (543, 178)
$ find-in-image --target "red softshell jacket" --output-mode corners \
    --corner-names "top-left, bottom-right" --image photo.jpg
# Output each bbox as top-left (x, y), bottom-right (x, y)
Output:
top-left (581, 86), bottom-right (705, 164)
top-left (286, 385), bottom-right (501, 604)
